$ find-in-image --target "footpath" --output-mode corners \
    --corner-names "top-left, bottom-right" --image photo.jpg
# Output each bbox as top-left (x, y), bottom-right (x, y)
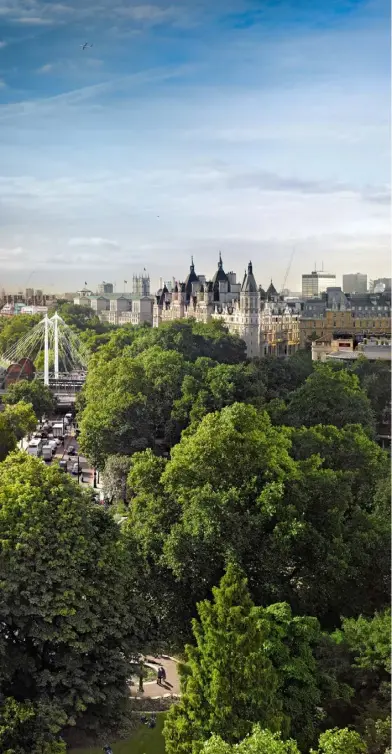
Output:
top-left (129, 655), bottom-right (180, 699)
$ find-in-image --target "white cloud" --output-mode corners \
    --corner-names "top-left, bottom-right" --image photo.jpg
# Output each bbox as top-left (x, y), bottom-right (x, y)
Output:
top-left (0, 78), bottom-right (6, 87)
top-left (37, 63), bottom-right (53, 73)
top-left (0, 40), bottom-right (7, 48)
top-left (17, 15), bottom-right (54, 24)
top-left (68, 237), bottom-right (120, 249)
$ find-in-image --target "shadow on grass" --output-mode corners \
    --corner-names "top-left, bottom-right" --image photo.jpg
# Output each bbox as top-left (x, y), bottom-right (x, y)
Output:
top-left (70, 712), bottom-right (166, 754)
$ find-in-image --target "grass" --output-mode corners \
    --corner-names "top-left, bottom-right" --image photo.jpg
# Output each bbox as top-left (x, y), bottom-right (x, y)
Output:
top-left (71, 713), bottom-right (166, 754)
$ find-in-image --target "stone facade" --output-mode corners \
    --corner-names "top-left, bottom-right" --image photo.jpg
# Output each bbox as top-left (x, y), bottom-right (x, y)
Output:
top-left (153, 256), bottom-right (301, 358)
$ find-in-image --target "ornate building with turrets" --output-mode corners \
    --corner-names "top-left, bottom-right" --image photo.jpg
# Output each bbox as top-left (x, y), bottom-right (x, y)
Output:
top-left (153, 255), bottom-right (301, 358)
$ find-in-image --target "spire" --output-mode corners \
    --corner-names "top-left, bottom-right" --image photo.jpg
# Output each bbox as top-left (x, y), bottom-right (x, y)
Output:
top-left (241, 260), bottom-right (257, 293)
top-left (218, 251), bottom-right (223, 269)
top-left (190, 255), bottom-right (194, 271)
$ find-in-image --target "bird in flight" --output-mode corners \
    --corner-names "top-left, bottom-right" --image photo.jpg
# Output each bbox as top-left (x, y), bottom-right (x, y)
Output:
top-left (80, 42), bottom-right (93, 50)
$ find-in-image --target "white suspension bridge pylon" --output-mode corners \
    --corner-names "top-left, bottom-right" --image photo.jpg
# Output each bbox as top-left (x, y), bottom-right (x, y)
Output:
top-left (0, 313), bottom-right (88, 387)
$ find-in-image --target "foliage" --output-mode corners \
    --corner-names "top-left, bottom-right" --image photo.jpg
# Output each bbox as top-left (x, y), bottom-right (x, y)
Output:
top-left (0, 453), bottom-right (148, 741)
top-left (201, 726), bottom-right (301, 753)
top-left (4, 380), bottom-right (56, 420)
top-left (0, 314), bottom-right (42, 354)
top-left (262, 603), bottom-right (322, 750)
top-left (54, 303), bottom-right (104, 334)
top-left (3, 401), bottom-right (37, 441)
top-left (312, 727), bottom-right (367, 754)
top-left (102, 454), bottom-right (133, 503)
top-left (0, 414), bottom-right (17, 461)
top-left (127, 319), bottom-right (247, 364)
top-left (0, 697), bottom-right (67, 754)
top-left (164, 564), bottom-right (281, 754)
top-left (253, 351), bottom-right (313, 401)
top-left (289, 424), bottom-right (389, 509)
top-left (78, 357), bottom-right (151, 468)
top-left (282, 366), bottom-right (375, 434)
top-left (129, 402), bottom-right (390, 641)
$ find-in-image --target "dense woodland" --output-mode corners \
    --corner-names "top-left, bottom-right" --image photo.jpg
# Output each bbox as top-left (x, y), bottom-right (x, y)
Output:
top-left (0, 312), bottom-right (390, 753)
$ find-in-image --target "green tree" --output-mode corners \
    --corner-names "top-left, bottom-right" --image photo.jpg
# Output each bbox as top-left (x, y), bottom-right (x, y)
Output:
top-left (253, 351), bottom-right (313, 401)
top-left (201, 726), bottom-right (301, 753)
top-left (129, 319), bottom-right (246, 364)
top-left (283, 366), bottom-right (375, 434)
top-left (0, 697), bottom-right (66, 754)
top-left (312, 727), bottom-right (367, 754)
top-left (0, 314), bottom-right (42, 354)
top-left (78, 356), bottom-right (151, 468)
top-left (3, 401), bottom-right (37, 441)
top-left (129, 403), bottom-right (389, 636)
top-left (102, 454), bottom-right (133, 504)
top-left (163, 564), bottom-right (281, 754)
top-left (330, 610), bottom-right (391, 753)
top-left (4, 380), bottom-right (56, 420)
top-left (263, 603), bottom-right (322, 750)
top-left (290, 424), bottom-right (389, 509)
top-left (0, 414), bottom-right (17, 461)
top-left (0, 453), bottom-right (147, 738)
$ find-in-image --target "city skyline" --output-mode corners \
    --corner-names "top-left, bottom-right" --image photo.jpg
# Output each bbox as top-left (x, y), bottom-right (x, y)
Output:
top-left (0, 0), bottom-right (390, 290)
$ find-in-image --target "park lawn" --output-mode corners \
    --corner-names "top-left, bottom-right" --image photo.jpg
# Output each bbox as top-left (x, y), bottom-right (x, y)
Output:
top-left (71, 712), bottom-right (166, 754)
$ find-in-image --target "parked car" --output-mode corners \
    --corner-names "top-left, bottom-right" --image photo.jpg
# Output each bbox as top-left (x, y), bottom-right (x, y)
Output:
top-left (68, 446), bottom-right (76, 456)
top-left (71, 462), bottom-right (79, 475)
top-left (59, 460), bottom-right (68, 471)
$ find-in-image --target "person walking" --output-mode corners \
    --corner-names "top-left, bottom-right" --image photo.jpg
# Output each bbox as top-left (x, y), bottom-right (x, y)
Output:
top-left (160, 665), bottom-right (166, 685)
top-left (157, 667), bottom-right (163, 685)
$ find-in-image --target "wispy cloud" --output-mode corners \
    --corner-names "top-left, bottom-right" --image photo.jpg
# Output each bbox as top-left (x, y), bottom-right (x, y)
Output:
top-left (17, 15), bottom-right (54, 25)
top-left (0, 63), bottom-right (196, 120)
top-left (68, 236), bottom-right (120, 249)
top-left (0, 40), bottom-right (7, 48)
top-left (37, 62), bottom-right (53, 73)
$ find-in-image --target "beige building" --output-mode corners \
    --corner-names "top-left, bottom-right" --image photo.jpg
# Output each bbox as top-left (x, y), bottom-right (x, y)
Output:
top-left (153, 256), bottom-right (301, 359)
top-left (300, 309), bottom-right (391, 348)
top-left (74, 274), bottom-right (154, 327)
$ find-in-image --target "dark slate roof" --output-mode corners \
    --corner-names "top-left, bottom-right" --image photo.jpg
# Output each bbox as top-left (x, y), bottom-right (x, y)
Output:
top-left (211, 252), bottom-right (230, 289)
top-left (266, 280), bottom-right (278, 297)
top-left (184, 257), bottom-right (199, 293)
top-left (241, 262), bottom-right (258, 293)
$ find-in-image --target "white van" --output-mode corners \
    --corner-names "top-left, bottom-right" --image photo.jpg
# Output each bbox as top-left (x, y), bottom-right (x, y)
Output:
top-left (48, 440), bottom-right (57, 454)
top-left (27, 438), bottom-right (43, 457)
top-left (42, 445), bottom-right (53, 462)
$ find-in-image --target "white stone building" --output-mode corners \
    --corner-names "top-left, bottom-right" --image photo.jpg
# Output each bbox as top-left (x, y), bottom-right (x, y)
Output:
top-left (153, 256), bottom-right (301, 358)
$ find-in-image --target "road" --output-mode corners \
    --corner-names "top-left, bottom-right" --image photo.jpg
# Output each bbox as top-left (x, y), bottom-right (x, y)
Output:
top-left (43, 417), bottom-right (100, 491)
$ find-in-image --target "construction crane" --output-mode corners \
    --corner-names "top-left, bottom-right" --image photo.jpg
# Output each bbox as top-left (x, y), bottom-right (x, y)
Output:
top-left (280, 247), bottom-right (295, 295)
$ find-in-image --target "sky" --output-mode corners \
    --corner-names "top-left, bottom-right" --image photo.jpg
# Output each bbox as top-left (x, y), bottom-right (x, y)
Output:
top-left (0, 0), bottom-right (390, 293)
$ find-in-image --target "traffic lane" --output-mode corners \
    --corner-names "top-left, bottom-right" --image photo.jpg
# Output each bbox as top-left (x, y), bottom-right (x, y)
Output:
top-left (54, 437), bottom-right (95, 486)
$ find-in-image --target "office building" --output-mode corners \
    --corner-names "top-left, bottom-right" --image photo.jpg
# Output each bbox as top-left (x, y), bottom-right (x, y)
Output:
top-left (97, 282), bottom-right (114, 294)
top-left (302, 270), bottom-right (336, 299)
top-left (343, 273), bottom-right (367, 294)
top-left (299, 288), bottom-right (391, 347)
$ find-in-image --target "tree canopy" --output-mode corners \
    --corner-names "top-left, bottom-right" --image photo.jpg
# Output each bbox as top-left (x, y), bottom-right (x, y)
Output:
top-left (4, 380), bottom-right (56, 420)
top-left (163, 564), bottom-right (282, 754)
top-left (282, 367), bottom-right (375, 434)
top-left (0, 453), bottom-right (148, 750)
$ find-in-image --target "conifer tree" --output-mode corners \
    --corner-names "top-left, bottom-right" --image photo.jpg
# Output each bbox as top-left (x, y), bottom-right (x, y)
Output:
top-left (164, 563), bottom-right (281, 754)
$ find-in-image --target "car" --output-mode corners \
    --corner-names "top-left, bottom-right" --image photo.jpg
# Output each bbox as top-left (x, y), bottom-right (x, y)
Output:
top-left (59, 460), bottom-right (68, 471)
top-left (68, 446), bottom-right (76, 455)
top-left (54, 438), bottom-right (62, 447)
top-left (71, 462), bottom-right (79, 475)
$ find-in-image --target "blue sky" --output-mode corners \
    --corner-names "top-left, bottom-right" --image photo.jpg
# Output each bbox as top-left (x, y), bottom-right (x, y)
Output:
top-left (0, 0), bottom-right (390, 293)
